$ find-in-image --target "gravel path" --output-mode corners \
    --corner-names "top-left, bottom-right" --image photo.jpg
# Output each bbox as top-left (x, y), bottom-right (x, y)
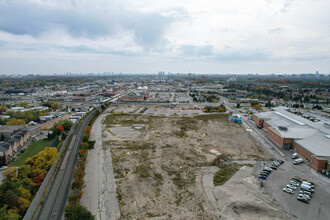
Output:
top-left (81, 112), bottom-right (121, 220)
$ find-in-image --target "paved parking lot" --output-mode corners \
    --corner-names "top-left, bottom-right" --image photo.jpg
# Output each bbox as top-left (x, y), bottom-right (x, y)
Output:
top-left (244, 117), bottom-right (330, 220)
top-left (256, 159), bottom-right (330, 219)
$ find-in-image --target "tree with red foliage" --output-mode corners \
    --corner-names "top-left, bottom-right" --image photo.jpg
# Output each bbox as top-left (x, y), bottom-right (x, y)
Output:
top-left (56, 124), bottom-right (64, 134)
top-left (33, 175), bottom-right (45, 187)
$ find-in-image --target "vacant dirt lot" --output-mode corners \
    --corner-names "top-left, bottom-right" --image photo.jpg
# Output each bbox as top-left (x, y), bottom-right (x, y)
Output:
top-left (101, 108), bottom-right (276, 219)
top-left (40, 114), bottom-right (71, 129)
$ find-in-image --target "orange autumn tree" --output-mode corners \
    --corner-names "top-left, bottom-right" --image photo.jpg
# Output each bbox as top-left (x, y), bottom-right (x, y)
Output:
top-left (56, 124), bottom-right (64, 134)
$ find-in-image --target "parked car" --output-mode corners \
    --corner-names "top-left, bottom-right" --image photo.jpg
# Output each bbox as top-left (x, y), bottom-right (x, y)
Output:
top-left (270, 166), bottom-right (277, 170)
top-left (290, 181), bottom-right (300, 186)
top-left (292, 177), bottom-right (302, 183)
top-left (283, 188), bottom-right (294, 194)
top-left (301, 183), bottom-right (314, 191)
top-left (291, 153), bottom-right (298, 159)
top-left (300, 184), bottom-right (314, 192)
top-left (302, 181), bottom-right (314, 187)
top-left (298, 194), bottom-right (311, 200)
top-left (286, 184), bottom-right (297, 190)
top-left (293, 158), bottom-right (304, 165)
top-left (264, 167), bottom-right (273, 171)
top-left (277, 160), bottom-right (284, 164)
top-left (0, 166), bottom-right (7, 171)
top-left (259, 175), bottom-right (267, 180)
top-left (297, 196), bottom-right (309, 203)
top-left (272, 161), bottom-right (280, 166)
top-left (299, 191), bottom-right (312, 197)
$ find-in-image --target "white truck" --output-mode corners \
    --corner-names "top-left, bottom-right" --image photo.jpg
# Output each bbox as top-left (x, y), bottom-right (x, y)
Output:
top-left (301, 181), bottom-right (314, 188)
top-left (300, 184), bottom-right (314, 192)
top-left (293, 158), bottom-right (304, 165)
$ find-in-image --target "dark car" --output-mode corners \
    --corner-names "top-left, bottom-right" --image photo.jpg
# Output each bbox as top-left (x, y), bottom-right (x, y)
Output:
top-left (297, 196), bottom-right (309, 203)
top-left (259, 175), bottom-right (267, 180)
top-left (270, 166), bottom-right (277, 170)
top-left (292, 178), bottom-right (302, 183)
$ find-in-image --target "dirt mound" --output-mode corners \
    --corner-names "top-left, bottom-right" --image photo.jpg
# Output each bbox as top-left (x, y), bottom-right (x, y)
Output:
top-left (214, 166), bottom-right (293, 220)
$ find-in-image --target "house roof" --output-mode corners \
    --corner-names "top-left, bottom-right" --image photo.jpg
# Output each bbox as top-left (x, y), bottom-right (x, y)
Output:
top-left (0, 142), bottom-right (10, 149)
top-left (0, 145), bottom-right (8, 153)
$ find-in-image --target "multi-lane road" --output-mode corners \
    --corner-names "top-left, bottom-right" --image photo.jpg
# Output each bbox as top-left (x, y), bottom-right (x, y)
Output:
top-left (35, 110), bottom-right (95, 220)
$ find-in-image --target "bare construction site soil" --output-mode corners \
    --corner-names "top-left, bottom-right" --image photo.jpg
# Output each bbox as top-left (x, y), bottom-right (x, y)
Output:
top-left (95, 106), bottom-right (291, 220)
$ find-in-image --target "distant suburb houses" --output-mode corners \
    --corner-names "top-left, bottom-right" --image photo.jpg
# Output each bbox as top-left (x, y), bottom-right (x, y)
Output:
top-left (0, 124), bottom-right (41, 163)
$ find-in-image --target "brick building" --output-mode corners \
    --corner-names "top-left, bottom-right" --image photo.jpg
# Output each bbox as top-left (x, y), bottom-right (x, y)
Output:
top-left (121, 91), bottom-right (148, 102)
top-left (253, 107), bottom-right (330, 174)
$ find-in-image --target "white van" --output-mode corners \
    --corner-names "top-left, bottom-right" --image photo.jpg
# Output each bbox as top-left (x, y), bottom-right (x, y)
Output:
top-left (301, 181), bottom-right (314, 188)
top-left (293, 158), bottom-right (304, 165)
top-left (291, 153), bottom-right (298, 159)
top-left (301, 184), bottom-right (314, 192)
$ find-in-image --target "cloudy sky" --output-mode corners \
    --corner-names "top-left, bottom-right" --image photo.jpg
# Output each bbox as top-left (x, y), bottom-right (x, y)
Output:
top-left (0, 0), bottom-right (329, 74)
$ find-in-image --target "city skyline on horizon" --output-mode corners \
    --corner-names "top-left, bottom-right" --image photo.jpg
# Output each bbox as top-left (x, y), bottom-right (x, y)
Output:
top-left (0, 0), bottom-right (330, 74)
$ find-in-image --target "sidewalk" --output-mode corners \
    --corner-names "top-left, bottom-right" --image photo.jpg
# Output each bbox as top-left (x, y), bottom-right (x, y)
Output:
top-left (311, 169), bottom-right (330, 184)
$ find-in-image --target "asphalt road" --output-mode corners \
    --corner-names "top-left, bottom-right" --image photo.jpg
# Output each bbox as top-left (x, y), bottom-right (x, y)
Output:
top-left (35, 111), bottom-right (95, 220)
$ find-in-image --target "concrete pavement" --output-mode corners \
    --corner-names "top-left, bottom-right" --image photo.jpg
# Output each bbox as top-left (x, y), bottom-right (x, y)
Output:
top-left (81, 111), bottom-right (120, 220)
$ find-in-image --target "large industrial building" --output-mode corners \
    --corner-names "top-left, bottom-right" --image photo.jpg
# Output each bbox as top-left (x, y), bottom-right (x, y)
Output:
top-left (253, 107), bottom-right (330, 174)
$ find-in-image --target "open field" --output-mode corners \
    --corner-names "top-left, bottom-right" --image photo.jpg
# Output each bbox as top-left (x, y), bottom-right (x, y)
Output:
top-left (10, 139), bottom-right (52, 167)
top-left (99, 106), bottom-right (282, 219)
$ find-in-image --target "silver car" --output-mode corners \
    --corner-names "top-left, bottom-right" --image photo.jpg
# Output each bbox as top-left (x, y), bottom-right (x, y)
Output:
top-left (283, 188), bottom-right (294, 194)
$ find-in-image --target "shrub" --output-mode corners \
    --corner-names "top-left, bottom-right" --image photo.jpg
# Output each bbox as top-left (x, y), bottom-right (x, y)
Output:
top-left (213, 166), bottom-right (239, 186)
top-left (53, 119), bottom-right (73, 131)
top-left (64, 204), bottom-right (95, 220)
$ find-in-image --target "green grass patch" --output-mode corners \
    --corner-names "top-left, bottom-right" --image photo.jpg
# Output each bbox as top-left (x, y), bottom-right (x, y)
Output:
top-left (213, 166), bottom-right (239, 186)
top-left (10, 139), bottom-right (53, 167)
top-left (194, 113), bottom-right (229, 121)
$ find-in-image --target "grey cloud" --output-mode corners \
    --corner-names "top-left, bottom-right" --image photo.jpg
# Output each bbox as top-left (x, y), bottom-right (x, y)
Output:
top-left (288, 54), bottom-right (329, 62)
top-left (214, 47), bottom-right (271, 62)
top-left (58, 45), bottom-right (138, 56)
top-left (126, 13), bottom-right (173, 47)
top-left (0, 0), bottom-right (175, 47)
top-left (281, 0), bottom-right (295, 13)
top-left (268, 26), bottom-right (285, 34)
top-left (178, 44), bottom-right (270, 62)
top-left (179, 44), bottom-right (214, 57)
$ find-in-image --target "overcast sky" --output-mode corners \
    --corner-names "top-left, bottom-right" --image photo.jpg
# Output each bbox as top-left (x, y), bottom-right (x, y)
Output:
top-left (0, 0), bottom-right (329, 74)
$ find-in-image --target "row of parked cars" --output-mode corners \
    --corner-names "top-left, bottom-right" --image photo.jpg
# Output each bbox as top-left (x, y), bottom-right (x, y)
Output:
top-left (283, 177), bottom-right (315, 203)
top-left (283, 177), bottom-right (300, 194)
top-left (258, 160), bottom-right (284, 180)
top-left (298, 179), bottom-right (315, 203)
